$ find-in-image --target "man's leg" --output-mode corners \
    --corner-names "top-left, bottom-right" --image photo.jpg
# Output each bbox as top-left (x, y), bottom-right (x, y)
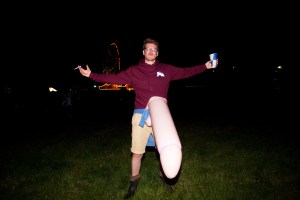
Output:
top-left (124, 113), bottom-right (151, 199)
top-left (124, 153), bottom-right (143, 199)
top-left (131, 153), bottom-right (143, 177)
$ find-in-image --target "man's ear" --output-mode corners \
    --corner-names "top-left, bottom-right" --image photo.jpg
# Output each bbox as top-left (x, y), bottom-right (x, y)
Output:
top-left (142, 50), bottom-right (145, 55)
top-left (156, 52), bottom-right (159, 56)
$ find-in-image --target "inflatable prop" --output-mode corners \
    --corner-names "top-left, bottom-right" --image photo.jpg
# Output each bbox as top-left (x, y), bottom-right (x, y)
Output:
top-left (147, 96), bottom-right (182, 179)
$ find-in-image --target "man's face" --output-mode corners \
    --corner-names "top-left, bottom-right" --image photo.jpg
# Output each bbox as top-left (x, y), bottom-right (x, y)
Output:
top-left (143, 43), bottom-right (158, 61)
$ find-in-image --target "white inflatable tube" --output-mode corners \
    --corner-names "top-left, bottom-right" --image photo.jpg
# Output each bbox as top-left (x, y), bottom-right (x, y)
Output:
top-left (147, 96), bottom-right (182, 179)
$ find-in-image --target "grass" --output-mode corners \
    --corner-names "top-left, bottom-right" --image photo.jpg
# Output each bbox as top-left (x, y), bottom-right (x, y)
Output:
top-left (1, 113), bottom-right (299, 200)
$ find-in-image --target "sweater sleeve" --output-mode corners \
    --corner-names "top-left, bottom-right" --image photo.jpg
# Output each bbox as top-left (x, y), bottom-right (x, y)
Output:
top-left (170, 64), bottom-right (207, 80)
top-left (89, 68), bottom-right (132, 84)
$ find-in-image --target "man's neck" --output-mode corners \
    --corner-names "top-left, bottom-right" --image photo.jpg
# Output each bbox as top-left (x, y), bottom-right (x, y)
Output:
top-left (145, 59), bottom-right (156, 65)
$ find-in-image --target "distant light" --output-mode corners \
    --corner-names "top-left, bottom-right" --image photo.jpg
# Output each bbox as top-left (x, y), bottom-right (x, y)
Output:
top-left (49, 87), bottom-right (58, 92)
top-left (274, 65), bottom-right (283, 73)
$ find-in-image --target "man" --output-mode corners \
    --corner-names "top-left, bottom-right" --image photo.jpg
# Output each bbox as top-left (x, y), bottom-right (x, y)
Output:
top-left (78, 38), bottom-right (216, 198)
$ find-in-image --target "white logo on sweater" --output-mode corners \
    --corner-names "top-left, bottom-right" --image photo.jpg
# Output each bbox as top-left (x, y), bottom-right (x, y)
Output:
top-left (156, 71), bottom-right (165, 77)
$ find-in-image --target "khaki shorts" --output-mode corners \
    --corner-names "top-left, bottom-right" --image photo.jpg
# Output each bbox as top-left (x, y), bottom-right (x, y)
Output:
top-left (131, 113), bottom-right (153, 154)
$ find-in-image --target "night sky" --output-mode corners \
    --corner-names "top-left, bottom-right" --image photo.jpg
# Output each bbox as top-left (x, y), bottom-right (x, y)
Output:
top-left (3, 4), bottom-right (297, 84)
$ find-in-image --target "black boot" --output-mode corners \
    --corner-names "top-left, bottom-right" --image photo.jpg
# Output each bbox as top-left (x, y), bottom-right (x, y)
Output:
top-left (124, 174), bottom-right (141, 199)
top-left (159, 171), bottom-right (174, 192)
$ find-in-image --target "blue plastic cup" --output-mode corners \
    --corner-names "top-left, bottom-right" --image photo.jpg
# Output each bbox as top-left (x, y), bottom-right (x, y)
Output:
top-left (209, 53), bottom-right (218, 68)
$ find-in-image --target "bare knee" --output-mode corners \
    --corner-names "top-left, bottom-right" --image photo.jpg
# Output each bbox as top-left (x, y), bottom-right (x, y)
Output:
top-left (132, 153), bottom-right (143, 160)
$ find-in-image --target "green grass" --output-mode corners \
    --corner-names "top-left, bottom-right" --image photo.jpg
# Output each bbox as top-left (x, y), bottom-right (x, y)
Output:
top-left (1, 117), bottom-right (299, 200)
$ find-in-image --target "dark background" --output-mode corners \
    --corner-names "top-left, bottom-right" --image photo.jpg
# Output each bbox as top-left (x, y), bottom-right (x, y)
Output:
top-left (2, 3), bottom-right (298, 130)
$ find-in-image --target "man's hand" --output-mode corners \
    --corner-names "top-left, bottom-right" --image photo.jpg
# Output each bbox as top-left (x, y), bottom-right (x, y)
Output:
top-left (78, 65), bottom-right (91, 77)
top-left (205, 60), bottom-right (218, 69)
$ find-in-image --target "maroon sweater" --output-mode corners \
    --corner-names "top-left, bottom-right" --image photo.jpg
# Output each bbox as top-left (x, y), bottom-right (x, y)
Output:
top-left (89, 59), bottom-right (207, 109)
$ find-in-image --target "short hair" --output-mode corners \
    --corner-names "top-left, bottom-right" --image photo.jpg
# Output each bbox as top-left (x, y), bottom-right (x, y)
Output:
top-left (143, 38), bottom-right (159, 52)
